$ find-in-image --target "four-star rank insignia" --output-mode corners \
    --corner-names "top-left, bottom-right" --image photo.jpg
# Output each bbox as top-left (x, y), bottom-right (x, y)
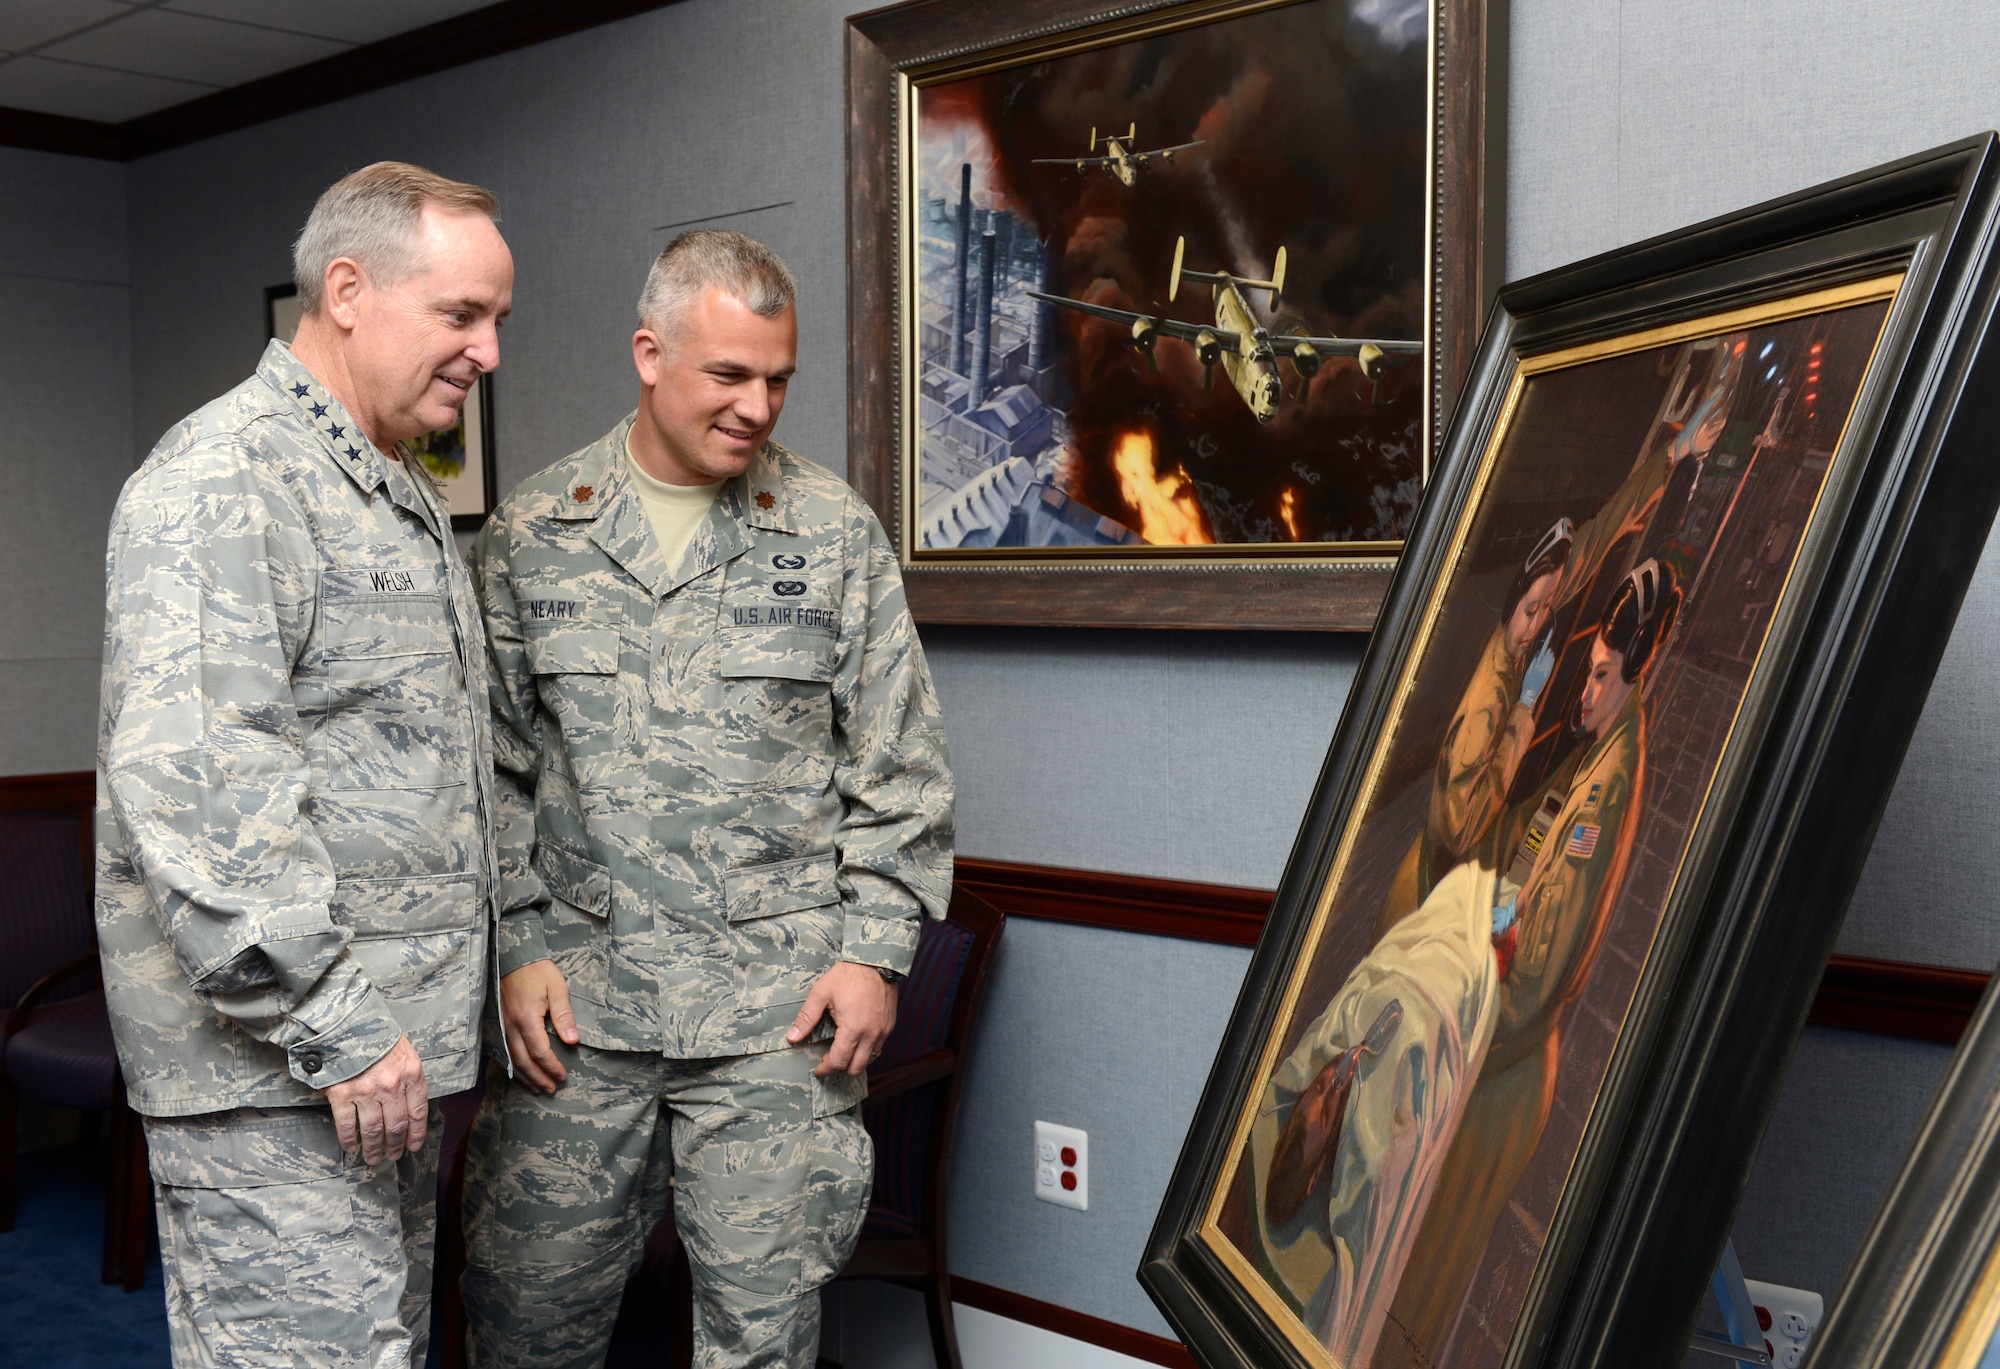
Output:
top-left (573, 486), bottom-right (593, 503)
top-left (755, 490), bottom-right (776, 510)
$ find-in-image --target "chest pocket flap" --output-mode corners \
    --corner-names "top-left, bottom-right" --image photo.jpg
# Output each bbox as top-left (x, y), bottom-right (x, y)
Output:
top-left (524, 626), bottom-right (619, 675)
top-left (718, 628), bottom-right (836, 684)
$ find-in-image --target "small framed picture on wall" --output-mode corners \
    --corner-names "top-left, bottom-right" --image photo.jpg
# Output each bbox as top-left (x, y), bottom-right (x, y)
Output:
top-left (265, 281), bottom-right (498, 531)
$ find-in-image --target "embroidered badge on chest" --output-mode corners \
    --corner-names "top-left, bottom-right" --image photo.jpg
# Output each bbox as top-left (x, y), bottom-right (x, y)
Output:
top-left (772, 580), bottom-right (807, 597)
top-left (773, 553), bottom-right (805, 570)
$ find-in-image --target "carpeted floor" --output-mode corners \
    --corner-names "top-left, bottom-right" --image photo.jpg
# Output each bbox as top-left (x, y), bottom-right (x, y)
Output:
top-left (0, 1141), bottom-right (168, 1369)
top-left (1, 1137), bottom-right (840, 1369)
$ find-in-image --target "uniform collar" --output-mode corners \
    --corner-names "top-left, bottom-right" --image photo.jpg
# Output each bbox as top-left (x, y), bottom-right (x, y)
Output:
top-left (259, 339), bottom-right (400, 503)
top-left (727, 441), bottom-right (800, 534)
top-left (556, 417), bottom-right (803, 598)
top-left (260, 340), bottom-right (448, 540)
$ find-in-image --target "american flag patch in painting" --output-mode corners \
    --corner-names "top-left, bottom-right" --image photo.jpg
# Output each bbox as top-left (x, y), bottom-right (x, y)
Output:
top-left (1567, 823), bottom-right (1600, 858)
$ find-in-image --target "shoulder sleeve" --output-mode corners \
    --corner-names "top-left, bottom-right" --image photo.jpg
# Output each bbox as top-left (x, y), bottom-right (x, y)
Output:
top-left (826, 493), bottom-right (955, 976)
top-left (100, 436), bottom-right (402, 1089)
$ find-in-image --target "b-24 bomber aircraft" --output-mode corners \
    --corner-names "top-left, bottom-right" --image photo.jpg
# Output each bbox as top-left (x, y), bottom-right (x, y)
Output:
top-left (1031, 123), bottom-right (1203, 187)
top-left (1025, 237), bottom-right (1425, 423)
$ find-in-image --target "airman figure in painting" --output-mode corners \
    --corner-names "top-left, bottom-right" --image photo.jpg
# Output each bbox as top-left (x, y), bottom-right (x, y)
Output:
top-left (96, 162), bottom-right (511, 1367)
top-left (460, 230), bottom-right (954, 1369)
top-left (1251, 559), bottom-right (1679, 1368)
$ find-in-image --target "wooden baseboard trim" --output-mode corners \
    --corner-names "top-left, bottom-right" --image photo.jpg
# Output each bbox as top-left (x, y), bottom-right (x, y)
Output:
top-left (6, 770), bottom-right (1977, 1046)
top-left (955, 857), bottom-right (1271, 947)
top-left (950, 1276), bottom-right (1194, 1368)
top-left (1807, 954), bottom-right (1991, 1045)
top-left (956, 854), bottom-right (1992, 1046)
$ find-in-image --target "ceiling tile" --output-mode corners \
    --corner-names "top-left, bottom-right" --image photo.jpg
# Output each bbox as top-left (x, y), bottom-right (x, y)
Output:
top-left (0, 54), bottom-right (213, 122)
top-left (161, 0), bottom-right (501, 46)
top-left (0, 0), bottom-right (135, 53)
top-left (42, 7), bottom-right (346, 87)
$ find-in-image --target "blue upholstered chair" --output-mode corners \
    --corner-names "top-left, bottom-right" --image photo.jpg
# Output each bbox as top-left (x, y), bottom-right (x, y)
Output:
top-left (0, 808), bottom-right (152, 1289)
top-left (593, 886), bottom-right (1007, 1369)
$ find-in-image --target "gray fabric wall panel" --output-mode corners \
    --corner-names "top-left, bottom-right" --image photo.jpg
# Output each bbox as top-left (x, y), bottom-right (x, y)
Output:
top-left (0, 147), bottom-right (127, 284)
top-left (927, 626), bottom-right (1363, 886)
top-left (945, 917), bottom-right (1252, 1337)
top-left (1731, 1027), bottom-right (1955, 1302)
top-left (1507, 0), bottom-right (2000, 284)
top-left (124, 0), bottom-right (854, 493)
top-left (0, 151), bottom-right (131, 776)
top-left (0, 659), bottom-right (104, 778)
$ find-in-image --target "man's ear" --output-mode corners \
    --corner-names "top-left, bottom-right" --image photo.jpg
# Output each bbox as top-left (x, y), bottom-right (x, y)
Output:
top-left (321, 258), bottom-right (365, 331)
top-left (632, 327), bottom-right (665, 387)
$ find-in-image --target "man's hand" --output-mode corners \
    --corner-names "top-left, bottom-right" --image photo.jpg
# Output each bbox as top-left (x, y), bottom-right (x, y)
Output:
top-left (501, 958), bottom-right (579, 1095)
top-left (787, 961), bottom-right (898, 1077)
top-left (325, 1035), bottom-right (428, 1165)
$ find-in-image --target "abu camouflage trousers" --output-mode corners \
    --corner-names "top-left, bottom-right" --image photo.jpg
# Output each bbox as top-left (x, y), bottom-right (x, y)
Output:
top-left (459, 1039), bottom-right (871, 1369)
top-left (144, 1103), bottom-right (445, 1369)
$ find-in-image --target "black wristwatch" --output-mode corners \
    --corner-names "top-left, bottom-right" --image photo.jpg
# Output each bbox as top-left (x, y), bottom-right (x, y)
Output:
top-left (875, 965), bottom-right (904, 985)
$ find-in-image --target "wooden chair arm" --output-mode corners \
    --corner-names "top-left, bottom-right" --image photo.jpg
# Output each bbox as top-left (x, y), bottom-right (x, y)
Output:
top-left (867, 1048), bottom-right (955, 1103)
top-left (8, 952), bottom-right (102, 1034)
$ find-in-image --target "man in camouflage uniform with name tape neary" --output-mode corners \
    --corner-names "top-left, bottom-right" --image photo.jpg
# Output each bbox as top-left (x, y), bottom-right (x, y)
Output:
top-left (460, 230), bottom-right (954, 1368)
top-left (96, 163), bottom-right (511, 1366)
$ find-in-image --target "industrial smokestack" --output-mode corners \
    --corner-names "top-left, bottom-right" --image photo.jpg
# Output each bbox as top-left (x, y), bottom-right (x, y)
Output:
top-left (993, 211), bottom-right (1013, 287)
top-left (949, 163), bottom-right (972, 375)
top-left (1028, 241), bottom-right (1053, 371)
top-left (971, 228), bottom-right (997, 405)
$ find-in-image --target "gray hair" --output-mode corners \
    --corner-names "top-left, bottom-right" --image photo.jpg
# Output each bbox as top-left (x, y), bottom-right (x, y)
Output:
top-left (637, 229), bottom-right (796, 343)
top-left (292, 161), bottom-right (499, 313)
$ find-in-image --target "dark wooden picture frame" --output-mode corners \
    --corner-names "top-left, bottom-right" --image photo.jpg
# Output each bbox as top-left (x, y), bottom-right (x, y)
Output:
top-left (1140, 135), bottom-right (2000, 1369)
top-left (265, 281), bottom-right (499, 531)
top-left (1808, 974), bottom-right (2000, 1369)
top-left (845, 0), bottom-right (1504, 630)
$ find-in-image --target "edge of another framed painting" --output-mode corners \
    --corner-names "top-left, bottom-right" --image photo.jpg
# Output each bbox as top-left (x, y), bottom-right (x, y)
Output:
top-left (844, 0), bottom-right (1506, 630)
top-left (1808, 971), bottom-right (2000, 1369)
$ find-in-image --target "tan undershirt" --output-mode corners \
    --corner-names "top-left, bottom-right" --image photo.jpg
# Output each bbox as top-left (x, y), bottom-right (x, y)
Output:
top-left (624, 436), bottom-right (723, 571)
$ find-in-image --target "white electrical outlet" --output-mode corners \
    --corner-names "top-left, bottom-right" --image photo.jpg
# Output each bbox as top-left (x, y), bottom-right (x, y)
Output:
top-left (1034, 1120), bottom-right (1088, 1211)
top-left (1745, 1279), bottom-right (1823, 1369)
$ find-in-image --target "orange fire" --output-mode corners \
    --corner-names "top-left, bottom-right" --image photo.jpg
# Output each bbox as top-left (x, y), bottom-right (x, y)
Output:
top-left (1278, 487), bottom-right (1302, 541)
top-left (1111, 430), bottom-right (1212, 545)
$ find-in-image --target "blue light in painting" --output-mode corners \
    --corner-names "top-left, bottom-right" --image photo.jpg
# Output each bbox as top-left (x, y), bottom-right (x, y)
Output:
top-left (1765, 366), bottom-right (1779, 381)
top-left (1759, 341), bottom-right (1776, 359)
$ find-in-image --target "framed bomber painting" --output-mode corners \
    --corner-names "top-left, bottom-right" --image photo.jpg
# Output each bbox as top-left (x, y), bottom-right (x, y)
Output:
top-left (845, 0), bottom-right (1505, 629)
top-left (265, 281), bottom-right (498, 531)
top-left (1141, 136), bottom-right (2000, 1369)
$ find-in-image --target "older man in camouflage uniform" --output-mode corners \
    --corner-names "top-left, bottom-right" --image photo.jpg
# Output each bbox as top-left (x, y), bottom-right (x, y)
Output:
top-left (97, 162), bottom-right (510, 1367)
top-left (461, 230), bottom-right (953, 1369)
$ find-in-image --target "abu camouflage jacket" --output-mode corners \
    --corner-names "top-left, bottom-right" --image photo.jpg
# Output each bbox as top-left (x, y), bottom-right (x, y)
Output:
top-left (476, 417), bottom-right (953, 1058)
top-left (97, 339), bottom-right (496, 1117)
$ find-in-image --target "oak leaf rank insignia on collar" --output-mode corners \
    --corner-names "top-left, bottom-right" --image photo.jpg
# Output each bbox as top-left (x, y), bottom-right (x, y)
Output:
top-left (755, 490), bottom-right (776, 510)
top-left (573, 486), bottom-right (593, 503)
